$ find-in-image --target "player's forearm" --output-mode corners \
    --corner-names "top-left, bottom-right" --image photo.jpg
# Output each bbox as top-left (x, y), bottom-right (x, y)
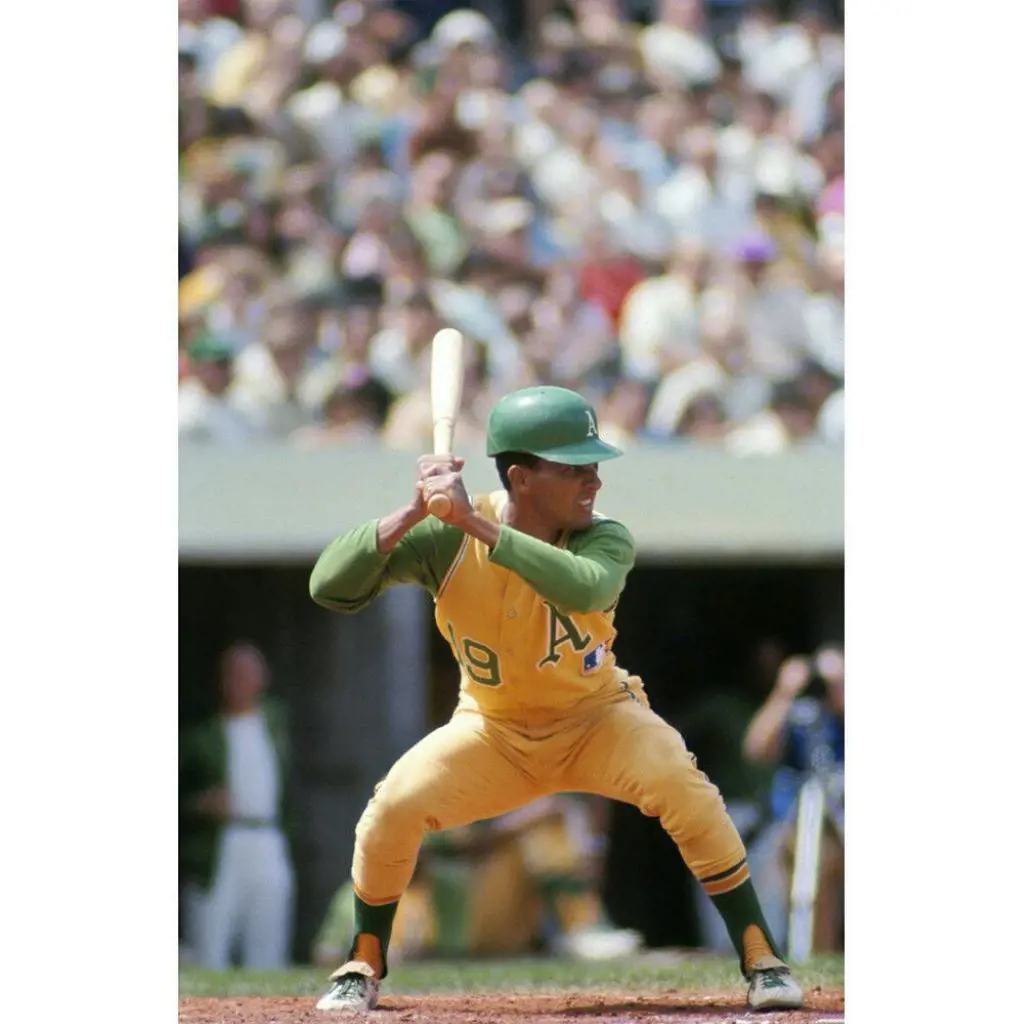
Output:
top-left (743, 693), bottom-right (793, 764)
top-left (309, 520), bottom-right (395, 613)
top-left (480, 520), bottom-right (631, 613)
top-left (457, 511), bottom-right (502, 550)
top-left (310, 506), bottom-right (450, 610)
top-left (377, 503), bottom-right (427, 554)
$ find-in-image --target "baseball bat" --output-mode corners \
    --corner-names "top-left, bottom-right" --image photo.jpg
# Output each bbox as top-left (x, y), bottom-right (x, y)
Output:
top-left (428, 328), bottom-right (465, 519)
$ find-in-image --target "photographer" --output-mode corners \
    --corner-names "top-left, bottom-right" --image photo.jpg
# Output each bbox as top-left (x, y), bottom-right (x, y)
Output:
top-left (743, 645), bottom-right (844, 954)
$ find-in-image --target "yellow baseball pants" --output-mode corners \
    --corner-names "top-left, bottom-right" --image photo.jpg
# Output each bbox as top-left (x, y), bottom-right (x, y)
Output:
top-left (353, 683), bottom-right (747, 905)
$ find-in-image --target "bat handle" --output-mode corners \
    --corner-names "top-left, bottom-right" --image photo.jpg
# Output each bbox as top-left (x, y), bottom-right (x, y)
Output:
top-left (427, 493), bottom-right (452, 518)
top-left (428, 428), bottom-right (455, 519)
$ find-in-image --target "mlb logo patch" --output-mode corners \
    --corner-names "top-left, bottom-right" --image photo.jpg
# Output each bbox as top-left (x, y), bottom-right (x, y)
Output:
top-left (583, 642), bottom-right (608, 673)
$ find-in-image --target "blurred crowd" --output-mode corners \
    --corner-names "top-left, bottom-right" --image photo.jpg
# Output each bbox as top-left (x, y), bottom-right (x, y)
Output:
top-left (179, 0), bottom-right (844, 455)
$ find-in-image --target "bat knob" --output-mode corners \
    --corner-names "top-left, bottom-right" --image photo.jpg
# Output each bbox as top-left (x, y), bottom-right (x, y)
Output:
top-left (427, 493), bottom-right (452, 518)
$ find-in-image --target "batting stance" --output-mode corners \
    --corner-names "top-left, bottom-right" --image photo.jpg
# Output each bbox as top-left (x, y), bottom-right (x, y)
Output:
top-left (309, 386), bottom-right (804, 1013)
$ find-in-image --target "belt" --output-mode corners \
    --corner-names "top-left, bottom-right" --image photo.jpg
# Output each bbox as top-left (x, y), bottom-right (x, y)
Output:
top-left (227, 817), bottom-right (279, 830)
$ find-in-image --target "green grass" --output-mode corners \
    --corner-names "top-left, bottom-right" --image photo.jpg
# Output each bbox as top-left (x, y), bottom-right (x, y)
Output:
top-left (179, 953), bottom-right (844, 999)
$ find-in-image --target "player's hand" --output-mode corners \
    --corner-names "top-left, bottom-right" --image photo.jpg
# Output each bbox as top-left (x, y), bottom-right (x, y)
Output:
top-left (775, 656), bottom-right (812, 699)
top-left (417, 455), bottom-right (465, 479)
top-left (412, 456), bottom-right (465, 517)
top-left (418, 456), bottom-right (472, 524)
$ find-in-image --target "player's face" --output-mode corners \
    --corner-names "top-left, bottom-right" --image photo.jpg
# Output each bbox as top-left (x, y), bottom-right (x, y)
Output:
top-left (530, 460), bottom-right (603, 531)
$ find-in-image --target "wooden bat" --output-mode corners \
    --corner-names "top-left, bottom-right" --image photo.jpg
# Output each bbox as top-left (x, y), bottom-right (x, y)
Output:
top-left (428, 328), bottom-right (465, 518)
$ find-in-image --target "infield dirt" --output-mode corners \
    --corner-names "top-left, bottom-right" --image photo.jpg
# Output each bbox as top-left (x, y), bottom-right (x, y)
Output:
top-left (180, 987), bottom-right (845, 1023)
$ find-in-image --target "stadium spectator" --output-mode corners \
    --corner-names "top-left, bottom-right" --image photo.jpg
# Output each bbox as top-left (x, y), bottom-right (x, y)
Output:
top-left (291, 368), bottom-right (392, 447)
top-left (179, 334), bottom-right (267, 443)
top-left (817, 386), bottom-right (843, 448)
top-left (300, 285), bottom-right (390, 406)
top-left (617, 238), bottom-right (707, 382)
top-left (723, 378), bottom-right (817, 455)
top-left (367, 287), bottom-right (444, 395)
top-left (232, 297), bottom-right (324, 437)
top-left (380, 335), bottom-right (493, 450)
top-left (803, 238), bottom-right (844, 377)
top-left (596, 379), bottom-right (655, 449)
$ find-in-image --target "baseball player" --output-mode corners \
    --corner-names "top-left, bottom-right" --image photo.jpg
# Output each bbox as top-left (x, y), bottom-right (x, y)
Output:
top-left (309, 386), bottom-right (804, 1013)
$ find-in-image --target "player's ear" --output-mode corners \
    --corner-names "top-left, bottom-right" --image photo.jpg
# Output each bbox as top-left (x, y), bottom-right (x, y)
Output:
top-left (508, 463), bottom-right (528, 494)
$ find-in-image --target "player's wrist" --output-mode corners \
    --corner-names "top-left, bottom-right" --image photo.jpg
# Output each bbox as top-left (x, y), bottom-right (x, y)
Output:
top-left (457, 510), bottom-right (500, 547)
top-left (376, 503), bottom-right (426, 554)
top-left (403, 500), bottom-right (428, 526)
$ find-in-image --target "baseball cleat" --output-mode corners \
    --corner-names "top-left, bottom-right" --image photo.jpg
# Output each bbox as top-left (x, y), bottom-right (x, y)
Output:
top-left (746, 957), bottom-right (804, 1011)
top-left (315, 961), bottom-right (380, 1012)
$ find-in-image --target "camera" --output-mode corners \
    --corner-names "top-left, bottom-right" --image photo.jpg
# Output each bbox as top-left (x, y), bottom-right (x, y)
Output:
top-left (804, 672), bottom-right (829, 702)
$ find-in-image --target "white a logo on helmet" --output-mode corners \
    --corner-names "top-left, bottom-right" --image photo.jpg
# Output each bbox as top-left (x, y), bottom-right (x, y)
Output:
top-left (585, 410), bottom-right (598, 438)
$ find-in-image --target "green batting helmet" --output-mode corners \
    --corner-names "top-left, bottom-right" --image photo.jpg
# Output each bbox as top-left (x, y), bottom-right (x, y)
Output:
top-left (486, 386), bottom-right (623, 465)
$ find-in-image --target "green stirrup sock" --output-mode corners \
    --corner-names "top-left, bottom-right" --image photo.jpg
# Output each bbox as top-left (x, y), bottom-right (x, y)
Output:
top-left (350, 893), bottom-right (400, 980)
top-left (709, 879), bottom-right (784, 977)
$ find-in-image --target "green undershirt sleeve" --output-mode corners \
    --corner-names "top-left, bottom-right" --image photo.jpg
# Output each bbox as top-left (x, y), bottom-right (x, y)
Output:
top-left (488, 519), bottom-right (635, 614)
top-left (309, 515), bottom-right (463, 613)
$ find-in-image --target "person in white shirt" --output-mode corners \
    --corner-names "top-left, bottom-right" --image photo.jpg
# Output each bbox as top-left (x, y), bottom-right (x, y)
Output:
top-left (231, 304), bottom-right (322, 440)
top-left (179, 335), bottom-right (266, 444)
top-left (367, 290), bottom-right (442, 398)
top-left (617, 240), bottom-right (708, 383)
top-left (180, 642), bottom-right (295, 970)
top-left (725, 379), bottom-right (817, 456)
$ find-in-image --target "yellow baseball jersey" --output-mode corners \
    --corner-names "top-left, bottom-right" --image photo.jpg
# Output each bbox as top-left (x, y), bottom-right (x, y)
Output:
top-left (435, 491), bottom-right (630, 715)
top-left (309, 490), bottom-right (637, 715)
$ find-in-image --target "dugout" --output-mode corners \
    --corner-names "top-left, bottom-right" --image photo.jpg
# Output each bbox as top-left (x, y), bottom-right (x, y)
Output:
top-left (179, 445), bottom-right (842, 960)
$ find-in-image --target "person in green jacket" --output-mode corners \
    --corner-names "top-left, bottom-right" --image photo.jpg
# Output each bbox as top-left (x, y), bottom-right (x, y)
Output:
top-left (179, 641), bottom-right (294, 970)
top-left (309, 386), bottom-right (803, 1013)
